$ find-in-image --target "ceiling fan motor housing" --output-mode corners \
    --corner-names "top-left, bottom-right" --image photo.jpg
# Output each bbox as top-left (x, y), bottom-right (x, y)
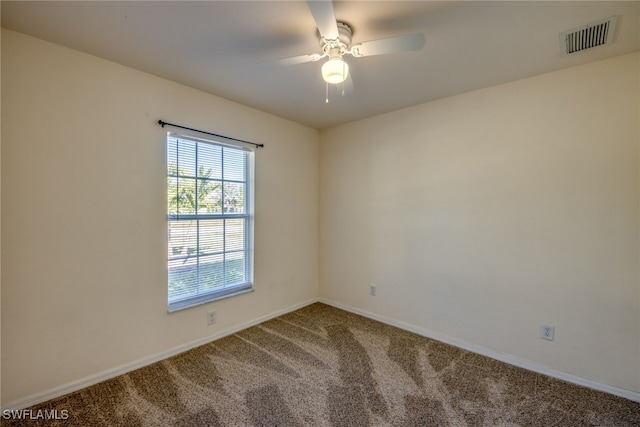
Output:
top-left (319, 21), bottom-right (353, 55)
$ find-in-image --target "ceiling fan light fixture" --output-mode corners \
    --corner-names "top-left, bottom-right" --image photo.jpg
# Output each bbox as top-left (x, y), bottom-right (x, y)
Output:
top-left (321, 57), bottom-right (349, 84)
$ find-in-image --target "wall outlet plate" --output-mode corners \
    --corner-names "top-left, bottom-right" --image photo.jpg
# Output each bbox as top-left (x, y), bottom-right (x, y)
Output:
top-left (207, 310), bottom-right (217, 325)
top-left (369, 285), bottom-right (376, 296)
top-left (540, 325), bottom-right (555, 341)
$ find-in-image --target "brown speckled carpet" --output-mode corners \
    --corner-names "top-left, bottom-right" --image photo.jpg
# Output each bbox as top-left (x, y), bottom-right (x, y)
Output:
top-left (5, 303), bottom-right (639, 426)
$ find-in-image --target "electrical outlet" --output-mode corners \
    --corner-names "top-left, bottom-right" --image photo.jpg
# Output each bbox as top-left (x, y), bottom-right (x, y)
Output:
top-left (207, 310), bottom-right (217, 325)
top-left (540, 325), bottom-right (555, 341)
top-left (370, 285), bottom-right (376, 296)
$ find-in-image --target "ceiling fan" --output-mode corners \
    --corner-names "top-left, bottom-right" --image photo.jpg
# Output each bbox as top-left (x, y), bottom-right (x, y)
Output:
top-left (267, 0), bottom-right (426, 101)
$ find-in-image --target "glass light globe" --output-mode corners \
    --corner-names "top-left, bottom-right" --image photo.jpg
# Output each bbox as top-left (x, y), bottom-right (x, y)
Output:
top-left (321, 58), bottom-right (349, 84)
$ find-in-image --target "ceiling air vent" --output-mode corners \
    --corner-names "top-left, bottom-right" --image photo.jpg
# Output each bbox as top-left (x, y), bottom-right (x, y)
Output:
top-left (560, 16), bottom-right (617, 56)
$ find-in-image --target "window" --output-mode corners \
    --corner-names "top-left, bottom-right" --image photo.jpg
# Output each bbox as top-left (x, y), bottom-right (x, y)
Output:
top-left (167, 133), bottom-right (253, 312)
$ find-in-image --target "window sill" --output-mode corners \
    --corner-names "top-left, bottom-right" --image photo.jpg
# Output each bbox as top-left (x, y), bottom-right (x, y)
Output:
top-left (168, 284), bottom-right (253, 313)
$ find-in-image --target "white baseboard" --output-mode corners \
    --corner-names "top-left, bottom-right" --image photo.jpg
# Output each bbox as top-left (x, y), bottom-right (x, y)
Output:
top-left (318, 297), bottom-right (640, 403)
top-left (1, 298), bottom-right (320, 411)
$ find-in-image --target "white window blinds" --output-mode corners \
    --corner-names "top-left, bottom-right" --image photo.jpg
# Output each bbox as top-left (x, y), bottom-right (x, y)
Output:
top-left (167, 133), bottom-right (253, 312)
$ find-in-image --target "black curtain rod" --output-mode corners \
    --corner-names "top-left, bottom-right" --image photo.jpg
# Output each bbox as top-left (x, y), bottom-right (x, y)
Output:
top-left (158, 120), bottom-right (264, 148)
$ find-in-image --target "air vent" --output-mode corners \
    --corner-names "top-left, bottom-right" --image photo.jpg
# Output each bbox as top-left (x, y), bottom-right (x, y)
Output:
top-left (560, 16), bottom-right (617, 56)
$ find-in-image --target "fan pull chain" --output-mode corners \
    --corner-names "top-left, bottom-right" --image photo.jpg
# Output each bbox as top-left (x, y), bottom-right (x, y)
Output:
top-left (325, 82), bottom-right (329, 103)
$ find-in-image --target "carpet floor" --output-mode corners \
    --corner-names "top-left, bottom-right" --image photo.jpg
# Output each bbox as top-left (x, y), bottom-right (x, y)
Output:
top-left (4, 303), bottom-right (639, 426)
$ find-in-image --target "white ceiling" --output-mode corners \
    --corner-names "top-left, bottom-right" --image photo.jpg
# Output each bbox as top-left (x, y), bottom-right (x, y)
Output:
top-left (2, 1), bottom-right (639, 129)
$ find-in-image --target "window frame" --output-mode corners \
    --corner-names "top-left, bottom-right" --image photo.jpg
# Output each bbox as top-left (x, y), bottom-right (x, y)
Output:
top-left (166, 132), bottom-right (254, 312)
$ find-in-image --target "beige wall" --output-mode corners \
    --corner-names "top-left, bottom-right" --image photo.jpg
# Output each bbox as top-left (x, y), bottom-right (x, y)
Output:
top-left (320, 53), bottom-right (640, 393)
top-left (1, 29), bottom-right (319, 405)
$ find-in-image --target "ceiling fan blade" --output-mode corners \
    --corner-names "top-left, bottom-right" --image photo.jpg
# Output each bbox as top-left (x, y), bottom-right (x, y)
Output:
top-left (326, 74), bottom-right (353, 103)
top-left (259, 53), bottom-right (322, 68)
top-left (344, 74), bottom-right (354, 92)
top-left (351, 33), bottom-right (425, 57)
top-left (340, 74), bottom-right (355, 95)
top-left (307, 0), bottom-right (339, 40)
